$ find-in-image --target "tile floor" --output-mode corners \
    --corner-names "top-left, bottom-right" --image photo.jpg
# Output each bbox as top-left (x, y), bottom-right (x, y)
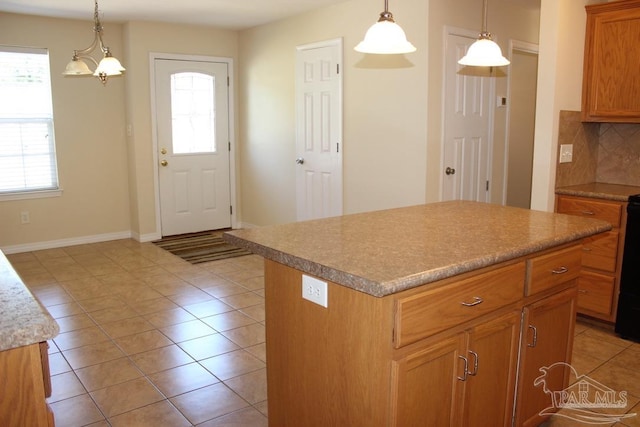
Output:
top-left (7, 238), bottom-right (640, 426)
top-left (8, 238), bottom-right (268, 427)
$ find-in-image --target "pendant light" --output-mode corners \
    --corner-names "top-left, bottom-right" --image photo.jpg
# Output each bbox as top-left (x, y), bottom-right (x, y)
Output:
top-left (458, 0), bottom-right (509, 67)
top-left (354, 0), bottom-right (416, 54)
top-left (62, 0), bottom-right (125, 85)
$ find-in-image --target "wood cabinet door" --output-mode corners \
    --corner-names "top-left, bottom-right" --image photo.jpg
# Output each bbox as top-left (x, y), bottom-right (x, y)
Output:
top-left (582, 1), bottom-right (640, 122)
top-left (515, 287), bottom-right (577, 427)
top-left (390, 333), bottom-right (466, 427)
top-left (462, 310), bottom-right (521, 427)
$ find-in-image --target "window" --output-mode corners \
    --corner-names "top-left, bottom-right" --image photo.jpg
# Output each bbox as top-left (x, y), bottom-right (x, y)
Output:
top-left (170, 72), bottom-right (216, 154)
top-left (0, 46), bottom-right (60, 199)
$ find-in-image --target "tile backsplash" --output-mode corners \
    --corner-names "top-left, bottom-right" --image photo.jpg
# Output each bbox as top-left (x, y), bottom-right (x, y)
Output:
top-left (556, 110), bottom-right (640, 187)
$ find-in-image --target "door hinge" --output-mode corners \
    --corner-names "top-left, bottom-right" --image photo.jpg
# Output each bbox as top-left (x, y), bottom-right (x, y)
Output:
top-left (337, 142), bottom-right (340, 153)
top-left (230, 205), bottom-right (233, 215)
top-left (337, 64), bottom-right (340, 74)
top-left (486, 180), bottom-right (490, 191)
top-left (227, 76), bottom-right (230, 86)
top-left (228, 141), bottom-right (231, 151)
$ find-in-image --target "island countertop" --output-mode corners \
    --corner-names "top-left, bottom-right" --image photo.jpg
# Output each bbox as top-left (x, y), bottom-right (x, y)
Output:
top-left (0, 251), bottom-right (59, 352)
top-left (224, 201), bottom-right (612, 297)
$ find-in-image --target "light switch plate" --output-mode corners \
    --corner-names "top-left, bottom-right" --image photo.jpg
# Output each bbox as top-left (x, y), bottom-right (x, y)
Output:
top-left (302, 274), bottom-right (328, 307)
top-left (559, 144), bottom-right (573, 163)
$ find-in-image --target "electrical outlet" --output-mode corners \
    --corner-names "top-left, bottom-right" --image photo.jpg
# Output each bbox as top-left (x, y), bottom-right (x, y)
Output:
top-left (302, 274), bottom-right (328, 307)
top-left (559, 144), bottom-right (573, 163)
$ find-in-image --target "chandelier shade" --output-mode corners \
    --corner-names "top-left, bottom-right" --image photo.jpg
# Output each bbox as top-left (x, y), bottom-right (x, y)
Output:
top-left (354, 1), bottom-right (416, 54)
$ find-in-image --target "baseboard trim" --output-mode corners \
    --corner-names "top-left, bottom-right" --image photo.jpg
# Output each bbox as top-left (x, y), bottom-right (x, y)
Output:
top-left (1, 231), bottom-right (133, 254)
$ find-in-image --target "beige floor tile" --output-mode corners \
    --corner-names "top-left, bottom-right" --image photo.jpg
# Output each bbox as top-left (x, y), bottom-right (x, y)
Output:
top-left (62, 340), bottom-right (125, 370)
top-left (55, 312), bottom-right (96, 333)
top-left (127, 296), bottom-right (179, 315)
top-left (245, 343), bottom-right (267, 363)
top-left (254, 400), bottom-right (269, 417)
top-left (49, 393), bottom-right (105, 426)
top-left (239, 304), bottom-right (266, 322)
top-left (609, 346), bottom-right (640, 371)
top-left (48, 371), bottom-right (87, 403)
top-left (583, 326), bottom-right (634, 349)
top-left (178, 333), bottom-right (240, 361)
top-left (160, 319), bottom-right (216, 343)
top-left (201, 310), bottom-right (257, 332)
top-left (198, 406), bottom-right (268, 427)
top-left (54, 326), bottom-right (110, 351)
top-left (115, 329), bottom-right (173, 355)
top-left (200, 281), bottom-right (249, 298)
top-left (570, 350), bottom-right (605, 376)
top-left (77, 295), bottom-right (126, 313)
top-left (75, 357), bottom-right (143, 392)
top-left (90, 377), bottom-right (165, 418)
top-left (144, 307), bottom-right (197, 328)
top-left (200, 349), bottom-right (265, 381)
top-left (182, 299), bottom-right (234, 318)
top-left (109, 400), bottom-right (192, 427)
top-left (148, 362), bottom-right (219, 397)
top-left (220, 323), bottom-right (265, 348)
top-left (48, 351), bottom-right (72, 375)
top-left (572, 332), bottom-right (627, 363)
top-left (88, 304), bottom-right (138, 325)
top-left (225, 368), bottom-right (267, 404)
top-left (100, 316), bottom-right (155, 339)
top-left (220, 292), bottom-right (264, 310)
top-left (170, 383), bottom-right (249, 425)
top-left (169, 288), bottom-right (215, 306)
top-left (590, 361), bottom-right (640, 399)
top-left (130, 344), bottom-right (195, 375)
top-left (45, 301), bottom-right (85, 319)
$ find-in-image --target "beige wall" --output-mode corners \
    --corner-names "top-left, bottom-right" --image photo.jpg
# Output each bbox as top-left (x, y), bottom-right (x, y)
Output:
top-left (0, 12), bottom-right (130, 249)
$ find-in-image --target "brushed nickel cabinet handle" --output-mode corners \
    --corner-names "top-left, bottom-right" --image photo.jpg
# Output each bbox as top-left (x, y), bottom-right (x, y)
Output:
top-left (581, 210), bottom-right (595, 215)
top-left (468, 350), bottom-right (479, 376)
top-left (457, 355), bottom-right (469, 381)
top-left (552, 266), bottom-right (569, 274)
top-left (460, 296), bottom-right (483, 307)
top-left (528, 325), bottom-right (538, 347)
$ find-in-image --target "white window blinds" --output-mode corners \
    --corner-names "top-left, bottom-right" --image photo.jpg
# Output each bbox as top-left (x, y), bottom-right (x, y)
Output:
top-left (0, 46), bottom-right (59, 194)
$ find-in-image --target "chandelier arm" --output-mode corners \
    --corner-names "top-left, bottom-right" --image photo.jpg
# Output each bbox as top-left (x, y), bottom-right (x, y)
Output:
top-left (481, 0), bottom-right (489, 34)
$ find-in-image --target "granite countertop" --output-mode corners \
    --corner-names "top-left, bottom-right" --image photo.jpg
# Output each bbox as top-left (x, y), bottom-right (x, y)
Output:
top-left (556, 183), bottom-right (640, 202)
top-left (224, 201), bottom-right (611, 297)
top-left (0, 251), bottom-right (59, 352)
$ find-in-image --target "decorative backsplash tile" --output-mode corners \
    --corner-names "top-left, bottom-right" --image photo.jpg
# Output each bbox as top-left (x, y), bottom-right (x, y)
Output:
top-left (556, 111), bottom-right (640, 187)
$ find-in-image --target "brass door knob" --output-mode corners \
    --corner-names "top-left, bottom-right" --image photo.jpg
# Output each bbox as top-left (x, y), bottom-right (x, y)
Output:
top-left (160, 160), bottom-right (168, 167)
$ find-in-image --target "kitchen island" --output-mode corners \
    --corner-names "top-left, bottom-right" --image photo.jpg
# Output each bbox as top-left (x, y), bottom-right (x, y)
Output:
top-left (0, 251), bottom-right (59, 427)
top-left (225, 201), bottom-right (612, 427)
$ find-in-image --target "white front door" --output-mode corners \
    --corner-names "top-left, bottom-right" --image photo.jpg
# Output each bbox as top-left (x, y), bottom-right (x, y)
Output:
top-left (295, 39), bottom-right (343, 221)
top-left (442, 30), bottom-right (494, 202)
top-left (155, 58), bottom-right (231, 236)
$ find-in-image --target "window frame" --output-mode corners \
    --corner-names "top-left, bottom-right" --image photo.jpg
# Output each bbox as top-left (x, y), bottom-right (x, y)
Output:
top-left (0, 45), bottom-right (62, 201)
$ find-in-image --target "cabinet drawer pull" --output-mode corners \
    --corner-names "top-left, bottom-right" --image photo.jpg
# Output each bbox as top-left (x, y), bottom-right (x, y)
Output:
top-left (527, 325), bottom-right (538, 347)
top-left (582, 247), bottom-right (592, 252)
top-left (460, 296), bottom-right (483, 307)
top-left (468, 350), bottom-right (479, 376)
top-left (578, 289), bottom-right (588, 294)
top-left (457, 355), bottom-right (468, 381)
top-left (551, 266), bottom-right (569, 275)
top-left (581, 210), bottom-right (595, 216)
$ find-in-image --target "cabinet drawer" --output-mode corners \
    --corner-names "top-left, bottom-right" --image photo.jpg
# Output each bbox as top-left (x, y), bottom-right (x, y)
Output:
top-left (394, 262), bottom-right (525, 348)
top-left (582, 231), bottom-right (619, 273)
top-left (526, 245), bottom-right (582, 296)
top-left (577, 271), bottom-right (615, 315)
top-left (556, 197), bottom-right (622, 227)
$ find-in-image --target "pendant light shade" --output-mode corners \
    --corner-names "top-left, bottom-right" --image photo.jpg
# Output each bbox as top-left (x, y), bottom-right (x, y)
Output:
top-left (458, 0), bottom-right (509, 67)
top-left (354, 1), bottom-right (416, 54)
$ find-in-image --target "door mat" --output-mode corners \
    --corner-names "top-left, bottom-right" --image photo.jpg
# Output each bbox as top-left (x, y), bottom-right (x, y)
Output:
top-left (153, 230), bottom-right (251, 264)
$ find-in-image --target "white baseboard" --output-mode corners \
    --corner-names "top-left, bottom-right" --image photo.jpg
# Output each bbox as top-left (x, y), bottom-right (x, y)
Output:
top-left (1, 231), bottom-right (133, 254)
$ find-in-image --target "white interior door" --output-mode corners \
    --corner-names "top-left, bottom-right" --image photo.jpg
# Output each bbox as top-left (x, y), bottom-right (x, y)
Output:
top-left (295, 39), bottom-right (343, 221)
top-left (442, 31), bottom-right (494, 202)
top-left (155, 58), bottom-right (231, 236)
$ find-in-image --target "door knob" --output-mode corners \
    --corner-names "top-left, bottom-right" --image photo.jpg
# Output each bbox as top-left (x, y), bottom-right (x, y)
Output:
top-left (160, 160), bottom-right (168, 167)
top-left (445, 167), bottom-right (456, 175)
top-left (160, 148), bottom-right (167, 155)
top-left (296, 157), bottom-right (305, 165)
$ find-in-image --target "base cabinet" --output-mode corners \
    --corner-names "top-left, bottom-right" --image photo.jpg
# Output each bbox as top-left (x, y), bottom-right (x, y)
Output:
top-left (265, 245), bottom-right (581, 427)
top-left (514, 287), bottom-right (577, 427)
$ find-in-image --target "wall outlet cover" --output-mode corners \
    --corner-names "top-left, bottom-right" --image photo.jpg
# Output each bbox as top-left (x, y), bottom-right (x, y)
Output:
top-left (302, 274), bottom-right (328, 307)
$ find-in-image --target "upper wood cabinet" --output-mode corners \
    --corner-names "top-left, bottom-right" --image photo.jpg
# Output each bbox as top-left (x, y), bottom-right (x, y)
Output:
top-left (582, 0), bottom-right (640, 122)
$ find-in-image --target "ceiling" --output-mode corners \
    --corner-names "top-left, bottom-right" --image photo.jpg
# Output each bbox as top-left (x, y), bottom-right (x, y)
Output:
top-left (0, 0), bottom-right (352, 30)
